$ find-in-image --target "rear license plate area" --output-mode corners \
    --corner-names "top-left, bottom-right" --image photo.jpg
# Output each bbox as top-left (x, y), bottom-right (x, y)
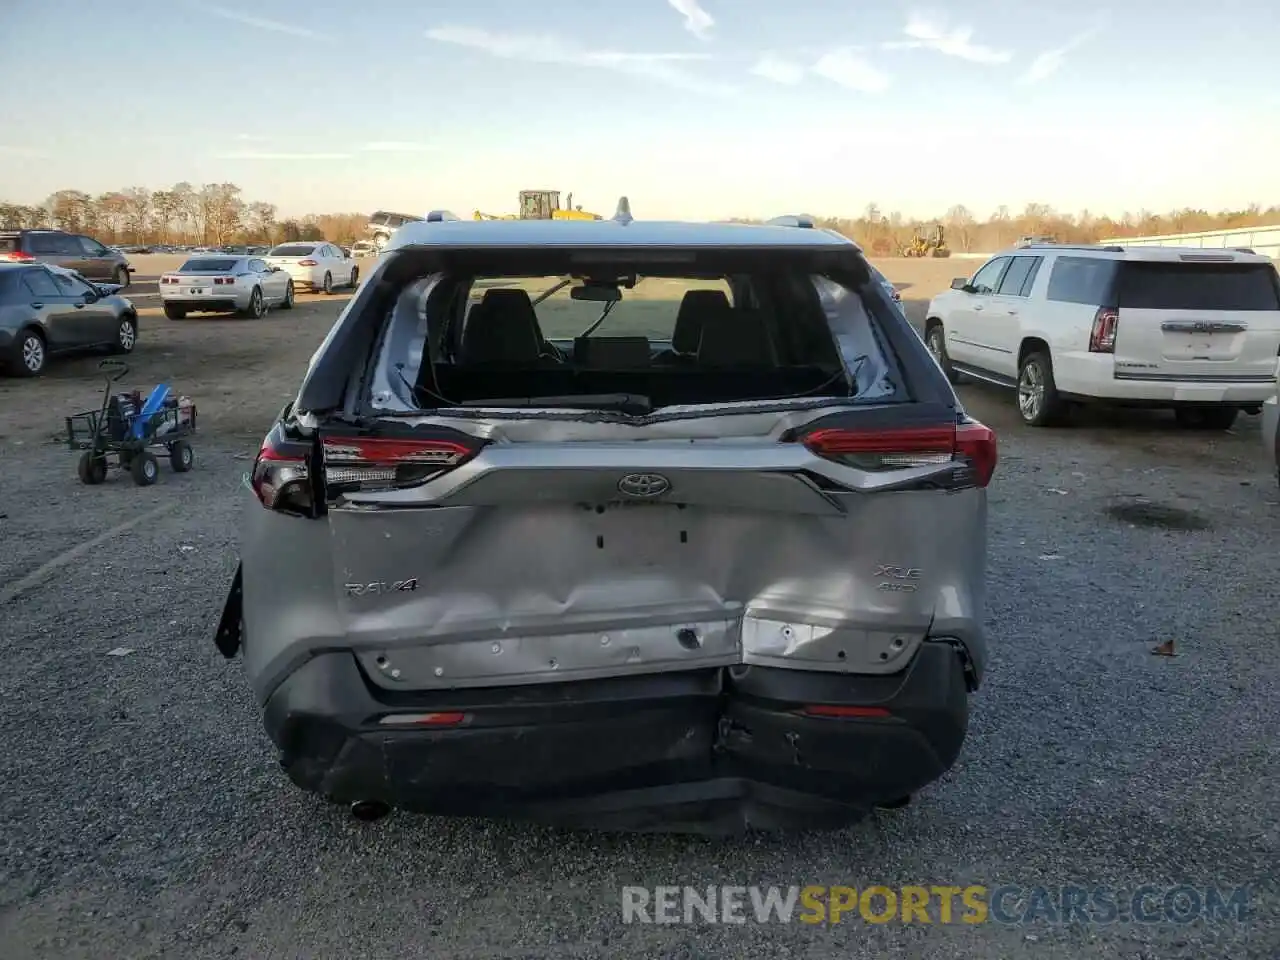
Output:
top-left (589, 502), bottom-right (688, 567)
top-left (185, 287), bottom-right (205, 296)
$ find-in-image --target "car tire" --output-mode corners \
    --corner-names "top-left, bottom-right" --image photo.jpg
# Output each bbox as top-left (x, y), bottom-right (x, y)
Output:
top-left (241, 287), bottom-right (265, 319)
top-left (11, 327), bottom-right (46, 377)
top-left (280, 281), bottom-right (295, 310)
top-left (924, 321), bottom-right (961, 384)
top-left (77, 451), bottom-right (108, 485)
top-left (169, 439), bottom-right (194, 473)
top-left (130, 451), bottom-right (159, 486)
top-left (1017, 350), bottom-right (1069, 427)
top-left (1175, 407), bottom-right (1238, 431)
top-left (112, 266), bottom-right (129, 289)
top-left (164, 304), bottom-right (186, 320)
top-left (349, 266), bottom-right (359, 289)
top-left (322, 272), bottom-right (333, 295)
top-left (112, 314), bottom-right (137, 354)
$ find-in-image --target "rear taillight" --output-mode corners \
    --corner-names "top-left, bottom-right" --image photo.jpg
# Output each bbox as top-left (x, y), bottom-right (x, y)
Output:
top-left (251, 431), bottom-right (314, 515)
top-left (1089, 307), bottom-right (1119, 353)
top-left (322, 434), bottom-right (481, 497)
top-left (1, 250), bottom-right (34, 261)
top-left (800, 421), bottom-right (997, 488)
top-left (214, 276), bottom-right (234, 285)
top-left (298, 259), bottom-right (318, 266)
top-left (160, 276), bottom-right (177, 284)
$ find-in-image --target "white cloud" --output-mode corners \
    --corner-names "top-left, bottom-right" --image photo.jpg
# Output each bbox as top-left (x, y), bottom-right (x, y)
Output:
top-left (1019, 16), bottom-right (1110, 84)
top-left (883, 11), bottom-right (1011, 64)
top-left (667, 0), bottom-right (714, 39)
top-left (0, 145), bottom-right (47, 157)
top-left (359, 142), bottom-right (436, 152)
top-left (812, 50), bottom-right (890, 93)
top-left (751, 54), bottom-right (804, 85)
top-left (425, 26), bottom-right (733, 95)
top-left (217, 151), bottom-right (351, 160)
top-left (191, 3), bottom-right (329, 40)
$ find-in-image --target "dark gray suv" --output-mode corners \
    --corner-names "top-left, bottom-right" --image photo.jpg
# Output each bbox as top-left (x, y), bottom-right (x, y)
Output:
top-left (0, 230), bottom-right (134, 287)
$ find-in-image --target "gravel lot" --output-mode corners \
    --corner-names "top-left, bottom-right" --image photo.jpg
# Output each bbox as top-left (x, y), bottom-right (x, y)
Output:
top-left (1, 257), bottom-right (1277, 959)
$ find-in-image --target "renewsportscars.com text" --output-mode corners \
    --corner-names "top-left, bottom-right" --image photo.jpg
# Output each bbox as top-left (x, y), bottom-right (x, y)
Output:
top-left (621, 885), bottom-right (1252, 926)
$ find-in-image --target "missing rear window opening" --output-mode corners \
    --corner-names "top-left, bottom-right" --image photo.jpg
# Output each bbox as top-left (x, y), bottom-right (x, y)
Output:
top-left (366, 251), bottom-right (901, 415)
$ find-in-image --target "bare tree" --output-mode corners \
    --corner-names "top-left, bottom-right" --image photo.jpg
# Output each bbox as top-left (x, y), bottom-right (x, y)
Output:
top-left (247, 201), bottom-right (277, 243)
top-left (121, 187), bottom-right (152, 243)
top-left (170, 182), bottom-right (196, 242)
top-left (944, 204), bottom-right (977, 252)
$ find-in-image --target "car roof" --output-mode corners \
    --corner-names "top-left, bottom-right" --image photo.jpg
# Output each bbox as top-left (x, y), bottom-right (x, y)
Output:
top-left (386, 217), bottom-right (858, 252)
top-left (997, 243), bottom-right (1273, 264)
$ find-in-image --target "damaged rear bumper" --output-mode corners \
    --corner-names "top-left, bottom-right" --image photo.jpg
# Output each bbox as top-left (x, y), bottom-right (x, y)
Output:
top-left (264, 639), bottom-right (971, 833)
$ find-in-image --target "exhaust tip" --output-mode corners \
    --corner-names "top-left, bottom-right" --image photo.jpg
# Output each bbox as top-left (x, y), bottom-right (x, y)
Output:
top-left (350, 799), bottom-right (392, 822)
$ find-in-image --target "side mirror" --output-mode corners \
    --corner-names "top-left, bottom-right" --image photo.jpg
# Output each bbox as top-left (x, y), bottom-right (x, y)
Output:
top-left (950, 277), bottom-right (970, 291)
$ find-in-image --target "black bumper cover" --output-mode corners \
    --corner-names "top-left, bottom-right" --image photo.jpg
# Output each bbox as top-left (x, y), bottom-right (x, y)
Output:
top-left (263, 641), bottom-right (971, 833)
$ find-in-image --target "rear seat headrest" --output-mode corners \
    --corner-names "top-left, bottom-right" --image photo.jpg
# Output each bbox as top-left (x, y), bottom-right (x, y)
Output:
top-left (697, 303), bottom-right (774, 367)
top-left (459, 288), bottom-right (542, 363)
top-left (673, 289), bottom-right (731, 354)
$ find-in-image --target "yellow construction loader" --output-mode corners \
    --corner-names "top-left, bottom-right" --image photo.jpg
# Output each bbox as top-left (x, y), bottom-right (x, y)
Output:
top-left (902, 223), bottom-right (951, 258)
top-left (473, 190), bottom-right (603, 222)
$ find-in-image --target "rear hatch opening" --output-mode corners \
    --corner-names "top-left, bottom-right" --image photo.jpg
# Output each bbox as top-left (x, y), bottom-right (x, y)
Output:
top-left (358, 247), bottom-right (915, 426)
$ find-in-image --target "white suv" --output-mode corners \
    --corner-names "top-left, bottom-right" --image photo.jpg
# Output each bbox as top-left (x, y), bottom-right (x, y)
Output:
top-left (924, 244), bottom-right (1280, 429)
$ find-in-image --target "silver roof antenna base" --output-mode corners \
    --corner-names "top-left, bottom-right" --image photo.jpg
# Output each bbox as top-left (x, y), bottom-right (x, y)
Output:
top-left (613, 197), bottom-right (633, 225)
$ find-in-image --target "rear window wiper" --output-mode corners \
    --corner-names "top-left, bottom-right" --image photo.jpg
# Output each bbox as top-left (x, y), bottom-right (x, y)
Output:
top-left (459, 393), bottom-right (652, 414)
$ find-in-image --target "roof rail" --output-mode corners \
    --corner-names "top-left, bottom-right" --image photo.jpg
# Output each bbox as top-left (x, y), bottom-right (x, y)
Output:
top-left (425, 210), bottom-right (459, 222)
top-left (767, 214), bottom-right (815, 228)
top-left (1231, 247), bottom-right (1255, 254)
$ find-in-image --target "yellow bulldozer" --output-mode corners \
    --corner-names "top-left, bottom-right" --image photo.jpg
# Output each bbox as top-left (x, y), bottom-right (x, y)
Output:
top-left (473, 190), bottom-right (603, 222)
top-left (902, 223), bottom-right (951, 258)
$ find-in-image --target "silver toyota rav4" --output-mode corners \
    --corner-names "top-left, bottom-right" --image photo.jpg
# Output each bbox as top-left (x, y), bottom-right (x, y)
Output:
top-left (214, 204), bottom-right (997, 834)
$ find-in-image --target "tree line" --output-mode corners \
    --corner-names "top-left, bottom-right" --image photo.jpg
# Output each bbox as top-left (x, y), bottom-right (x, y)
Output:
top-left (0, 183), bottom-right (367, 247)
top-left (1, 183), bottom-right (1277, 252)
top-left (742, 202), bottom-right (1280, 255)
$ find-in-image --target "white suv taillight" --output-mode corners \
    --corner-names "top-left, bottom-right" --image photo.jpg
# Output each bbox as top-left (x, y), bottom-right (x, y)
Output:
top-left (1089, 307), bottom-right (1119, 353)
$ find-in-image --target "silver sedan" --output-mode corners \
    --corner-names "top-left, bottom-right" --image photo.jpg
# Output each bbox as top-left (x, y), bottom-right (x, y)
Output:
top-left (159, 255), bottom-right (294, 319)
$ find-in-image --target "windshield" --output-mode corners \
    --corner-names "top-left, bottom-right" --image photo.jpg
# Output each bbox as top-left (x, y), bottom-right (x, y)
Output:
top-left (270, 245), bottom-right (315, 257)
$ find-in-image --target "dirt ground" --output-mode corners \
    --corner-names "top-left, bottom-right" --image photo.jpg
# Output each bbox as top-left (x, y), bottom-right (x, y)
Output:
top-left (0, 255), bottom-right (971, 446)
top-left (3, 251), bottom-right (1278, 960)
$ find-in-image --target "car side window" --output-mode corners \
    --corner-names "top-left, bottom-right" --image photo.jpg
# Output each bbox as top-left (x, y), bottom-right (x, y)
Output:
top-left (28, 233), bottom-right (62, 255)
top-left (248, 258), bottom-right (267, 272)
top-left (969, 257), bottom-right (1010, 295)
top-left (1046, 256), bottom-right (1119, 305)
top-left (996, 256), bottom-right (1043, 298)
top-left (77, 236), bottom-right (108, 256)
top-left (53, 234), bottom-right (84, 256)
top-left (22, 269), bottom-right (60, 298)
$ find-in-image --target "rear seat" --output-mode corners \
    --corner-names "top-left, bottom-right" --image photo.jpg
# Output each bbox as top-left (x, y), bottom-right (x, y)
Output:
top-left (459, 289), bottom-right (560, 365)
top-left (654, 289), bottom-right (731, 364)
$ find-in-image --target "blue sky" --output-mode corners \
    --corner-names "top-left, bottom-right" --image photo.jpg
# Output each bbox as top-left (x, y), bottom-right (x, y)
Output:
top-left (1, 0), bottom-right (1277, 221)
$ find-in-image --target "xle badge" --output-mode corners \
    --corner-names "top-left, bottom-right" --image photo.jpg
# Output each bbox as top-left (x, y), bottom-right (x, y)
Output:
top-left (875, 565), bottom-right (921, 592)
top-left (345, 578), bottom-right (419, 597)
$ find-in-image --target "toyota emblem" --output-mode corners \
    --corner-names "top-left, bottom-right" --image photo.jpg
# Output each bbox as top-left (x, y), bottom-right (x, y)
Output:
top-left (617, 473), bottom-right (671, 498)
